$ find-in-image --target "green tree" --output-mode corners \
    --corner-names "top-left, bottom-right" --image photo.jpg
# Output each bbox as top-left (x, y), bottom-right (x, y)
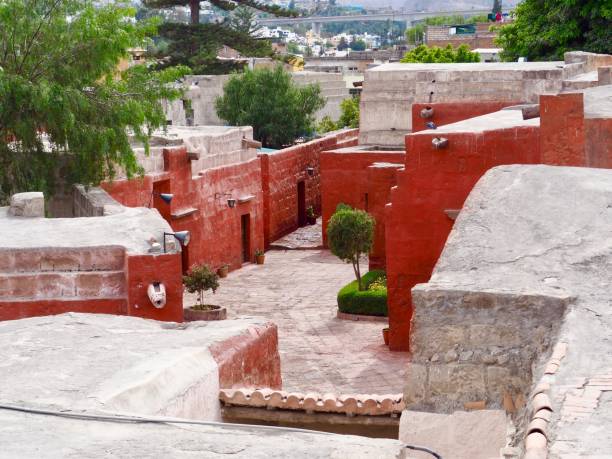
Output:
top-left (327, 204), bottom-right (375, 291)
top-left (400, 44), bottom-right (480, 63)
top-left (349, 39), bottom-right (367, 51)
top-left (497, 0), bottom-right (611, 61)
top-left (337, 37), bottom-right (349, 51)
top-left (143, 0), bottom-right (297, 25)
top-left (493, 0), bottom-right (503, 15)
top-left (183, 264), bottom-right (219, 306)
top-left (215, 66), bottom-right (325, 148)
top-left (155, 22), bottom-right (273, 75)
top-left (0, 0), bottom-right (188, 203)
top-left (229, 6), bottom-right (262, 36)
top-left (338, 97), bottom-right (360, 129)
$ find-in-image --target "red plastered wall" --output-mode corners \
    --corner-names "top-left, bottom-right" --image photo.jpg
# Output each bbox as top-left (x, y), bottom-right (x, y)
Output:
top-left (321, 150), bottom-right (406, 247)
top-left (412, 101), bottom-right (521, 133)
top-left (260, 130), bottom-right (359, 247)
top-left (386, 125), bottom-right (541, 350)
top-left (367, 163), bottom-right (403, 271)
top-left (540, 93), bottom-right (586, 166)
top-left (585, 118), bottom-right (612, 168)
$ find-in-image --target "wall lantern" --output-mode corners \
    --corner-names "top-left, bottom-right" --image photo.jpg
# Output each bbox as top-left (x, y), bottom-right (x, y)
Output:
top-left (306, 166), bottom-right (315, 177)
top-left (227, 198), bottom-right (236, 208)
top-left (163, 230), bottom-right (190, 253)
top-left (425, 121), bottom-right (437, 130)
top-left (420, 106), bottom-right (434, 119)
top-left (215, 192), bottom-right (235, 208)
top-left (148, 191), bottom-right (173, 208)
top-left (432, 137), bottom-right (449, 150)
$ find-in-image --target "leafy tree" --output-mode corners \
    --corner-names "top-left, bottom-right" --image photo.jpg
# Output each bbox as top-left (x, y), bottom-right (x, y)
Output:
top-left (492, 0), bottom-right (503, 15)
top-left (349, 39), bottom-right (367, 52)
top-left (337, 37), bottom-right (349, 51)
top-left (400, 44), bottom-right (480, 63)
top-left (327, 204), bottom-right (375, 291)
top-left (155, 22), bottom-right (273, 75)
top-left (317, 96), bottom-right (359, 133)
top-left (183, 264), bottom-right (219, 306)
top-left (229, 6), bottom-right (261, 36)
top-left (0, 0), bottom-right (188, 203)
top-left (338, 97), bottom-right (360, 129)
top-left (215, 66), bottom-right (325, 148)
top-left (497, 0), bottom-right (611, 61)
top-left (143, 0), bottom-right (297, 25)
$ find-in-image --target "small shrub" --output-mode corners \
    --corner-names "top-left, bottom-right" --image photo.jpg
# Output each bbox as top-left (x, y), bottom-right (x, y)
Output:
top-left (337, 270), bottom-right (387, 317)
top-left (183, 264), bottom-right (219, 306)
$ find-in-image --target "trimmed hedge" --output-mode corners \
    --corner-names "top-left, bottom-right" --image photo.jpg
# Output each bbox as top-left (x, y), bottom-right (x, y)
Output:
top-left (337, 270), bottom-right (388, 317)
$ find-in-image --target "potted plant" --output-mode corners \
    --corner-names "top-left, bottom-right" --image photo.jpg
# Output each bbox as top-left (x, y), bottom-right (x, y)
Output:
top-left (217, 264), bottom-right (229, 278)
top-left (183, 264), bottom-right (227, 321)
top-left (255, 249), bottom-right (265, 265)
top-left (306, 205), bottom-right (317, 225)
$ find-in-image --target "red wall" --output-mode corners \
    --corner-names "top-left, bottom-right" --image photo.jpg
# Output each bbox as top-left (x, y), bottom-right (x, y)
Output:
top-left (412, 101), bottom-right (521, 133)
top-left (367, 163), bottom-right (403, 270)
top-left (321, 150), bottom-right (406, 247)
top-left (259, 130), bottom-right (359, 247)
top-left (386, 125), bottom-right (542, 350)
top-left (386, 91), bottom-right (612, 351)
top-left (106, 147), bottom-right (265, 273)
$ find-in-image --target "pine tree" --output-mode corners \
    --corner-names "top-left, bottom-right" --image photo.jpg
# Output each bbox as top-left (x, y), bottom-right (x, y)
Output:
top-left (143, 0), bottom-right (296, 25)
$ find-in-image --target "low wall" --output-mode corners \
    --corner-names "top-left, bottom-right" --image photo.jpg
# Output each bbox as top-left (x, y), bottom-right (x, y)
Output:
top-left (411, 101), bottom-right (521, 132)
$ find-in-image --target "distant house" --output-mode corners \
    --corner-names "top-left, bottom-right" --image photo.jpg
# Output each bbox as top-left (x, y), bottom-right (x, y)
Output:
top-left (425, 23), bottom-right (502, 50)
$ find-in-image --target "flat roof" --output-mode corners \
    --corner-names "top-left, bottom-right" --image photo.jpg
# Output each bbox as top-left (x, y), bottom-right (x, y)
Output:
top-left (412, 108), bottom-right (539, 135)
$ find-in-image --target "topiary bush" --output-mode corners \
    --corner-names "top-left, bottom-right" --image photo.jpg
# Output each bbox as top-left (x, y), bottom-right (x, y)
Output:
top-left (337, 270), bottom-right (387, 317)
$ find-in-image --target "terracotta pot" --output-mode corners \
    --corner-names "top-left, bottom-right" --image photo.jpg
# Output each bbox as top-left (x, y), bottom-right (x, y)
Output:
top-left (382, 327), bottom-right (390, 346)
top-left (217, 266), bottom-right (229, 278)
top-left (256, 254), bottom-right (265, 265)
top-left (306, 216), bottom-right (317, 225)
top-left (184, 305), bottom-right (227, 321)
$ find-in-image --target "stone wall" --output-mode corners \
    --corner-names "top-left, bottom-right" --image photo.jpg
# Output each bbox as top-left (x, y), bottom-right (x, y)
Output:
top-left (73, 185), bottom-right (124, 217)
top-left (405, 290), bottom-right (570, 412)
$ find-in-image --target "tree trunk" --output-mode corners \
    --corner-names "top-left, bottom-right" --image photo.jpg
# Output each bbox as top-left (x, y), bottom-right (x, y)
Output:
top-left (190, 0), bottom-right (200, 25)
top-left (353, 256), bottom-right (363, 291)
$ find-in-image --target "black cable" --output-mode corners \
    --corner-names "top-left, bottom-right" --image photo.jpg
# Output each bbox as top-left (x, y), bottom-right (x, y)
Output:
top-left (0, 402), bottom-right (443, 457)
top-left (405, 444), bottom-right (443, 459)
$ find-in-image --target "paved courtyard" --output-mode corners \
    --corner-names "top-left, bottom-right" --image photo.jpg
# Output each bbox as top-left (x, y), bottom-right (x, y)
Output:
top-left (185, 249), bottom-right (409, 394)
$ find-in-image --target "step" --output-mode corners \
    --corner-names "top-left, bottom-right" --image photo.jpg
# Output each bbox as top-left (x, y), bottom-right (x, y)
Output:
top-left (0, 247), bottom-right (126, 273)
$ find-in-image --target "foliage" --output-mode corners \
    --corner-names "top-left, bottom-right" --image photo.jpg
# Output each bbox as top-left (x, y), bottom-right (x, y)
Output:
top-left (144, 0), bottom-right (297, 25)
top-left (215, 66), bottom-right (325, 148)
top-left (0, 0), bottom-right (188, 204)
top-left (405, 14), bottom-right (489, 44)
top-left (337, 270), bottom-right (387, 317)
top-left (228, 6), bottom-right (261, 36)
top-left (349, 39), bottom-right (366, 51)
top-left (327, 204), bottom-right (375, 291)
top-left (401, 44), bottom-right (480, 63)
top-left (255, 248), bottom-right (264, 256)
top-left (154, 22), bottom-right (273, 75)
top-left (496, 0), bottom-right (612, 61)
top-left (323, 20), bottom-right (404, 40)
top-left (317, 96), bottom-right (359, 133)
top-left (183, 264), bottom-right (220, 306)
top-left (337, 37), bottom-right (349, 51)
top-left (306, 205), bottom-right (315, 218)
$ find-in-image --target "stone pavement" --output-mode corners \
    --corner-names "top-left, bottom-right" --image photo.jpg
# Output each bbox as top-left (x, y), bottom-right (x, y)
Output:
top-left (185, 249), bottom-right (409, 394)
top-left (269, 218), bottom-right (323, 250)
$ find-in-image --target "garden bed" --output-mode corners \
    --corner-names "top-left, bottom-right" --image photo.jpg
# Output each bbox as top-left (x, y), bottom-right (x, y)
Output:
top-left (337, 270), bottom-right (388, 317)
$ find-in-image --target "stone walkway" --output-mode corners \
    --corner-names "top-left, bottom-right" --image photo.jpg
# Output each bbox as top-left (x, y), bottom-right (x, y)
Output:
top-left (269, 218), bottom-right (323, 250)
top-left (185, 249), bottom-right (409, 394)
